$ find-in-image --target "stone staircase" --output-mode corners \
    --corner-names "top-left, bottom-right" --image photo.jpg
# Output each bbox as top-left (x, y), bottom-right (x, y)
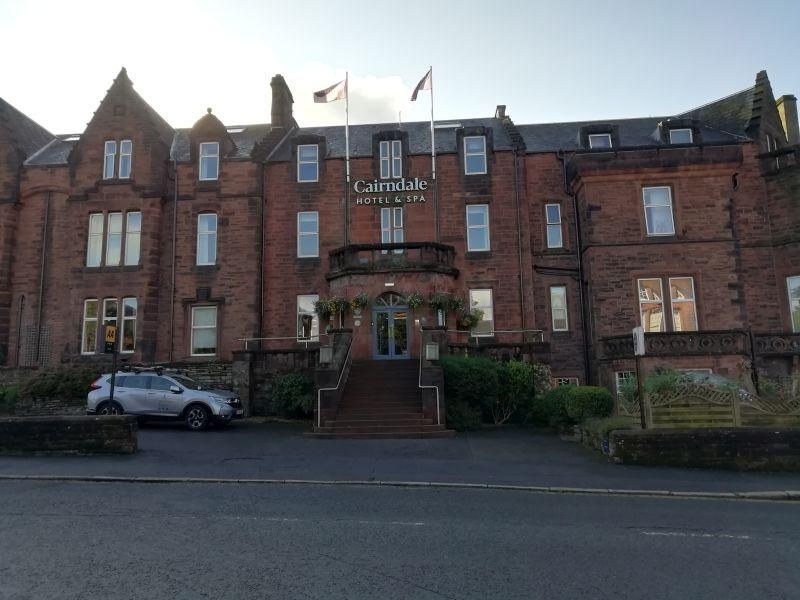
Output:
top-left (310, 360), bottom-right (454, 439)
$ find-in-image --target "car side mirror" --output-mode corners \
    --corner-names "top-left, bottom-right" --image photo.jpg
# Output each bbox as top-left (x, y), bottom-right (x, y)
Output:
top-left (169, 385), bottom-right (183, 394)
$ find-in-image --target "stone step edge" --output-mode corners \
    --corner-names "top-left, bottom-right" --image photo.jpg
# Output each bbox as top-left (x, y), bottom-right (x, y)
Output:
top-left (0, 474), bottom-right (796, 502)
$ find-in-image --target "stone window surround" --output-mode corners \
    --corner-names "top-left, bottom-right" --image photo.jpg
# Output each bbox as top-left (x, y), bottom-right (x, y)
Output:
top-left (86, 210), bottom-right (142, 268)
top-left (371, 130), bottom-right (409, 180)
top-left (102, 138), bottom-right (134, 180)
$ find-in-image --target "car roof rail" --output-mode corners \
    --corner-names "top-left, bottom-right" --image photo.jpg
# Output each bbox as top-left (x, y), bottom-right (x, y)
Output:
top-left (118, 365), bottom-right (186, 377)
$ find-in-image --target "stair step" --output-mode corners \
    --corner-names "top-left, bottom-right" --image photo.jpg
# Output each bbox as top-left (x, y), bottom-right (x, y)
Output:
top-left (306, 430), bottom-right (456, 439)
top-left (314, 424), bottom-right (447, 434)
top-left (327, 418), bottom-right (433, 427)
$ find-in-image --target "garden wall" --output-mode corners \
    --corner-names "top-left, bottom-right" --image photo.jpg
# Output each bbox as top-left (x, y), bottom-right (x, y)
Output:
top-left (0, 415), bottom-right (138, 455)
top-left (610, 427), bottom-right (800, 471)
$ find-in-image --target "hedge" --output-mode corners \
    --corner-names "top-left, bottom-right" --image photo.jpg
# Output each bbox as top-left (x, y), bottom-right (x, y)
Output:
top-left (565, 386), bottom-right (613, 422)
top-left (270, 373), bottom-right (313, 418)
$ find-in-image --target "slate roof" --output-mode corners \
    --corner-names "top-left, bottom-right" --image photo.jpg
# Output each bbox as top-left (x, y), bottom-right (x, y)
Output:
top-left (172, 124), bottom-right (272, 161)
top-left (676, 87), bottom-right (756, 139)
top-left (269, 118), bottom-right (513, 162)
top-left (0, 97), bottom-right (53, 158)
top-left (24, 135), bottom-right (80, 166)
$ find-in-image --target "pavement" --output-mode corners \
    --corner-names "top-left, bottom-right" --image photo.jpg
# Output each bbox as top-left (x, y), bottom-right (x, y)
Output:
top-left (1, 420), bottom-right (800, 495)
top-left (1, 479), bottom-right (799, 599)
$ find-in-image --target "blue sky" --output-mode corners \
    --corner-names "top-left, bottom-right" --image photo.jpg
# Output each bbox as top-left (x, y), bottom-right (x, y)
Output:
top-left (1, 0), bottom-right (798, 133)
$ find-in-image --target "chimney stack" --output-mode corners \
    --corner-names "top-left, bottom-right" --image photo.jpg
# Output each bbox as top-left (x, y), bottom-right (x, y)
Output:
top-left (270, 74), bottom-right (296, 130)
top-left (495, 105), bottom-right (506, 119)
top-left (776, 94), bottom-right (799, 145)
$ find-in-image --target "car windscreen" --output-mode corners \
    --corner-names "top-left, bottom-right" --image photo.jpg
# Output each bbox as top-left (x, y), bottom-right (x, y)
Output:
top-left (171, 376), bottom-right (203, 391)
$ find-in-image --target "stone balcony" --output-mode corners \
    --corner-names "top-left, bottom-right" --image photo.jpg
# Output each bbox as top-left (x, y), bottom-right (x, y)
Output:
top-left (326, 242), bottom-right (459, 281)
top-left (598, 330), bottom-right (751, 360)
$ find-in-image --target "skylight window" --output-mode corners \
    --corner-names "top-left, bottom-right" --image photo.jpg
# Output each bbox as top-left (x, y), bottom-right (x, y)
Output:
top-left (226, 127), bottom-right (245, 133)
top-left (434, 122), bottom-right (462, 129)
top-left (63, 135), bottom-right (80, 141)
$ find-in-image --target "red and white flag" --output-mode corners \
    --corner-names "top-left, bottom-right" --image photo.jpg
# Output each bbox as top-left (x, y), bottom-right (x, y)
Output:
top-left (410, 68), bottom-right (432, 101)
top-left (313, 80), bottom-right (346, 103)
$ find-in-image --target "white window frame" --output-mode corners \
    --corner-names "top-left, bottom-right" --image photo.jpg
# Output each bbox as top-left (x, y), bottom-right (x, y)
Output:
top-left (550, 286), bottom-right (569, 331)
top-left (642, 186), bottom-right (675, 236)
top-left (297, 294), bottom-right (320, 342)
top-left (297, 211), bottom-right (319, 258)
top-left (669, 128), bottom-right (693, 144)
top-left (787, 275), bottom-right (800, 333)
top-left (545, 203), bottom-right (563, 249)
top-left (297, 144), bottom-right (319, 183)
top-left (380, 207), bottom-right (404, 254)
top-left (196, 213), bottom-right (218, 266)
top-left (199, 142), bottom-right (220, 181)
top-left (464, 135), bottom-right (487, 175)
top-left (103, 140), bottom-right (117, 179)
top-left (121, 297), bottom-right (137, 353)
top-left (119, 139), bottom-right (133, 179)
top-left (615, 371), bottom-right (636, 399)
top-left (468, 288), bottom-right (494, 337)
top-left (668, 276), bottom-right (698, 332)
top-left (379, 140), bottom-right (402, 179)
top-left (588, 133), bottom-right (612, 149)
top-left (466, 204), bottom-right (490, 252)
top-left (638, 278), bottom-right (666, 332)
top-left (553, 377), bottom-right (579, 387)
top-left (191, 306), bottom-right (218, 356)
top-left (105, 212), bottom-right (123, 267)
top-left (81, 299), bottom-right (99, 355)
top-left (86, 213), bottom-right (105, 267)
top-left (124, 211), bottom-right (141, 266)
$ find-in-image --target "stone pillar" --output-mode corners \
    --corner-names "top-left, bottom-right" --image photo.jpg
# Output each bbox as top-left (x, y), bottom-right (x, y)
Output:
top-left (231, 351), bottom-right (254, 417)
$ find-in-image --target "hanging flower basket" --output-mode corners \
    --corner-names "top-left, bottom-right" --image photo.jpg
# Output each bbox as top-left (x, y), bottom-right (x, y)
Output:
top-left (406, 292), bottom-right (425, 310)
top-left (314, 298), bottom-right (333, 320)
top-left (460, 308), bottom-right (484, 330)
top-left (350, 292), bottom-right (370, 311)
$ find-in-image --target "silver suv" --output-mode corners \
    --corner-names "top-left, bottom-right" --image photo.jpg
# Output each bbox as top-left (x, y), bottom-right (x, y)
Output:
top-left (87, 369), bottom-right (243, 431)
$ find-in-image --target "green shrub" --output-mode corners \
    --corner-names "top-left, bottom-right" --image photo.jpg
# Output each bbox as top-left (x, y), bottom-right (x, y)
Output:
top-left (565, 386), bottom-right (613, 421)
top-left (18, 367), bottom-right (101, 402)
top-left (270, 373), bottom-right (313, 418)
top-left (0, 384), bottom-right (19, 415)
top-left (533, 385), bottom-right (574, 427)
top-left (643, 369), bottom-right (689, 395)
top-left (446, 400), bottom-right (482, 431)
top-left (439, 356), bottom-right (498, 425)
top-left (581, 416), bottom-right (636, 438)
top-left (494, 361), bottom-right (533, 424)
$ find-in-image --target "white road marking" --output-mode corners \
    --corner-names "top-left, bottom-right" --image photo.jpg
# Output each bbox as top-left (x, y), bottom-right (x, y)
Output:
top-left (641, 530), bottom-right (753, 540)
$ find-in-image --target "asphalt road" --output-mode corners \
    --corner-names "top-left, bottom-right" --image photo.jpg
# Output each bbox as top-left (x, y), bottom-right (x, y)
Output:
top-left (0, 480), bottom-right (798, 600)
top-left (1, 422), bottom-right (800, 493)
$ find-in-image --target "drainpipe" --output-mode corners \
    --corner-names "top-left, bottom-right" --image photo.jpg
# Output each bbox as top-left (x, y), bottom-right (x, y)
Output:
top-left (15, 294), bottom-right (25, 367)
top-left (557, 152), bottom-right (591, 384)
top-left (35, 191), bottom-right (51, 365)
top-left (513, 148), bottom-right (526, 329)
top-left (168, 146), bottom-right (178, 362)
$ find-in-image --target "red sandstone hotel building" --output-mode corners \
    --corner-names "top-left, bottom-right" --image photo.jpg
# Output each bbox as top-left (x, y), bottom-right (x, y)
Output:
top-left (0, 68), bottom-right (799, 402)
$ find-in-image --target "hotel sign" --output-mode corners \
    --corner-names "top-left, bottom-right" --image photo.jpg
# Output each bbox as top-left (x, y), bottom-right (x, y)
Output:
top-left (353, 177), bottom-right (429, 205)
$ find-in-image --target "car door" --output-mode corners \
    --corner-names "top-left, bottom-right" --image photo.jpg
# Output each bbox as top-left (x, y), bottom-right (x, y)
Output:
top-left (119, 375), bottom-right (152, 414)
top-left (148, 376), bottom-right (183, 416)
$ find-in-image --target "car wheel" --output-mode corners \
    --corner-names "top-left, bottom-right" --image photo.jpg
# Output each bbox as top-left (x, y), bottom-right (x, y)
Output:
top-left (97, 401), bottom-right (123, 416)
top-left (185, 405), bottom-right (210, 431)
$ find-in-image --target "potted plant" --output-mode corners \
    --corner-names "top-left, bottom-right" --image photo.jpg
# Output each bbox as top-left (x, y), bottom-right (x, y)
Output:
top-left (448, 295), bottom-right (466, 314)
top-left (429, 292), bottom-right (450, 313)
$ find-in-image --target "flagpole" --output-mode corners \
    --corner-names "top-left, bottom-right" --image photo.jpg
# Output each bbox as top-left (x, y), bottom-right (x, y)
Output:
top-left (345, 72), bottom-right (351, 244)
top-left (345, 72), bottom-right (351, 184)
top-left (429, 66), bottom-right (436, 181)
top-left (429, 66), bottom-right (439, 241)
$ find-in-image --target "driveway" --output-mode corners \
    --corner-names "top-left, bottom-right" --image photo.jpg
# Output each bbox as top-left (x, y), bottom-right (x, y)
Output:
top-left (1, 421), bottom-right (799, 493)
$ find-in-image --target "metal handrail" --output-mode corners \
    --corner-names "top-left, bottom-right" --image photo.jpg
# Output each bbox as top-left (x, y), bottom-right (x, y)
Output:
top-left (237, 334), bottom-right (331, 351)
top-left (316, 338), bottom-right (353, 429)
top-left (418, 328), bottom-right (441, 425)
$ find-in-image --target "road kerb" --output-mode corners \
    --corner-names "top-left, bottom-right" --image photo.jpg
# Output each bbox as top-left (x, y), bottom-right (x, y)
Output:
top-left (0, 474), bottom-right (797, 502)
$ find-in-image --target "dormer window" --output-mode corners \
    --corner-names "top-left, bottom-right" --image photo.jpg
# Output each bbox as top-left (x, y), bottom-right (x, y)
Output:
top-left (119, 140), bottom-right (132, 179)
top-left (379, 140), bottom-right (402, 179)
top-left (669, 128), bottom-right (693, 144)
top-left (588, 133), bottom-right (612, 149)
top-left (464, 136), bottom-right (487, 175)
top-left (297, 144), bottom-right (319, 182)
top-left (199, 142), bottom-right (220, 181)
top-left (103, 141), bottom-right (117, 179)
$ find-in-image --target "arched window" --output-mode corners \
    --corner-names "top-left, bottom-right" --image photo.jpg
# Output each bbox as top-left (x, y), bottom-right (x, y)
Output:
top-left (374, 292), bottom-right (406, 307)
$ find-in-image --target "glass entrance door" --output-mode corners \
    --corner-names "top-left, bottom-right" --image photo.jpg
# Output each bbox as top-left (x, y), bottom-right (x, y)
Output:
top-left (373, 308), bottom-right (410, 359)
